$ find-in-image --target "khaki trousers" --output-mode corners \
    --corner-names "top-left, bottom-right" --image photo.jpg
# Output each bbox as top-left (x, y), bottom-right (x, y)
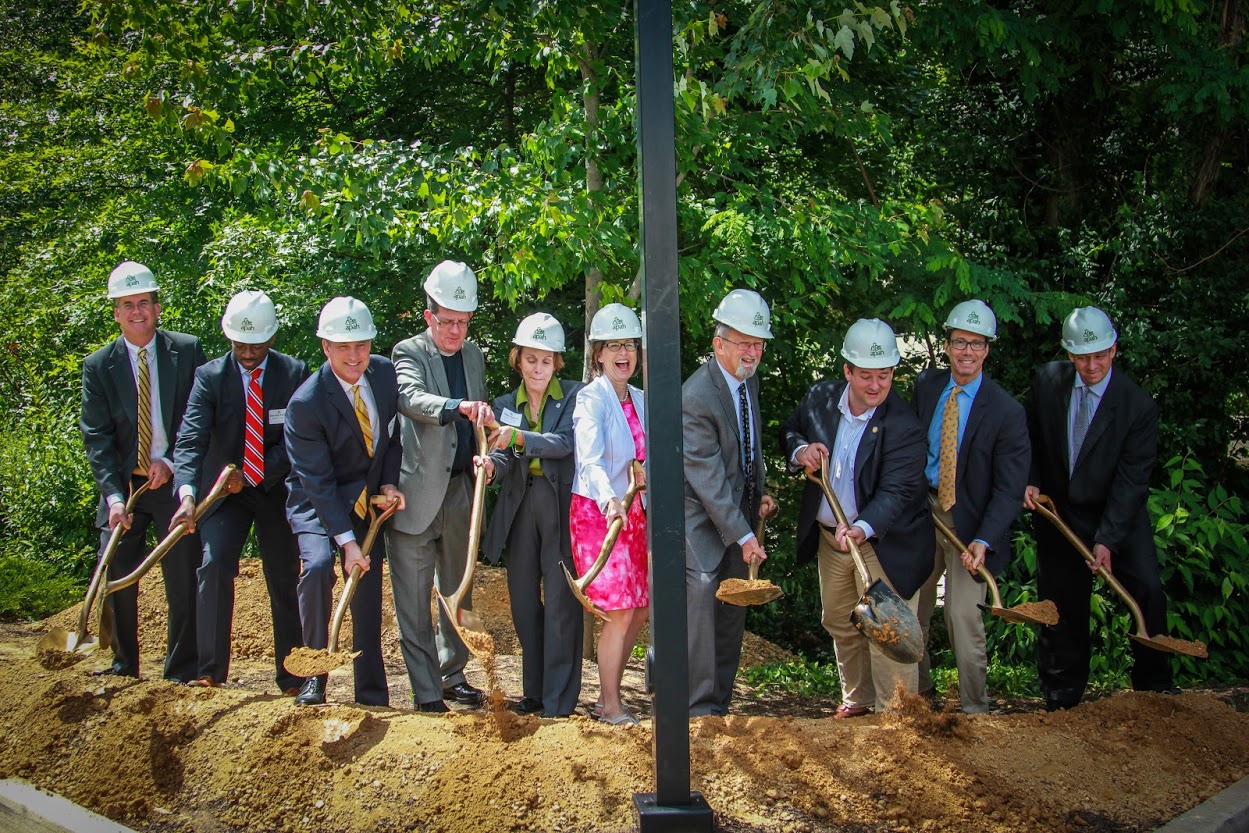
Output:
top-left (817, 526), bottom-right (919, 713)
top-left (917, 502), bottom-right (990, 713)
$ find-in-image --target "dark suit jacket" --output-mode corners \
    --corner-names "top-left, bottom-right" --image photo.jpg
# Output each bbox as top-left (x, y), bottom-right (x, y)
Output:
top-left (1026, 361), bottom-right (1156, 553)
top-left (682, 359), bottom-right (766, 573)
top-left (284, 357), bottom-right (402, 540)
top-left (779, 381), bottom-right (933, 599)
top-left (914, 369), bottom-right (1031, 575)
top-left (173, 350), bottom-right (310, 518)
top-left (81, 329), bottom-right (207, 525)
top-left (483, 380), bottom-right (584, 564)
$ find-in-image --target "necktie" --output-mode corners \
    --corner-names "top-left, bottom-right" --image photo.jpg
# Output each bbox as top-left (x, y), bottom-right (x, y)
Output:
top-left (242, 368), bottom-right (265, 487)
top-left (352, 384), bottom-right (373, 518)
top-left (134, 346), bottom-right (152, 475)
top-left (739, 381), bottom-right (755, 508)
top-left (1071, 387), bottom-right (1093, 475)
top-left (937, 385), bottom-right (962, 511)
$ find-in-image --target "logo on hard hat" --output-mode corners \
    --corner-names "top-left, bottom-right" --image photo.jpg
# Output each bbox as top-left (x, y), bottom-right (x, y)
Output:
top-left (345, 317), bottom-right (359, 331)
top-left (1083, 329), bottom-right (1096, 343)
top-left (967, 311), bottom-right (980, 324)
top-left (453, 287), bottom-right (466, 300)
top-left (125, 275), bottom-right (139, 287)
top-left (533, 327), bottom-right (546, 340)
top-left (753, 312), bottom-right (765, 325)
top-left (239, 318), bottom-right (255, 332)
top-left (870, 343), bottom-right (884, 357)
top-left (612, 317), bottom-right (624, 331)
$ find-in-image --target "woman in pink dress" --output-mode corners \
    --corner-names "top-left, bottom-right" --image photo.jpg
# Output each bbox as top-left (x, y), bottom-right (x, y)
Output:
top-left (570, 303), bottom-right (648, 726)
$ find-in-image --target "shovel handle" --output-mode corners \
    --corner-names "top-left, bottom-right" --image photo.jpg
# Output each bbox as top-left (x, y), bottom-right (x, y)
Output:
top-left (929, 509), bottom-right (1007, 612)
top-left (442, 425), bottom-right (490, 619)
top-left (327, 495), bottom-right (398, 653)
top-left (105, 465), bottom-right (238, 594)
top-left (806, 458), bottom-right (874, 587)
top-left (574, 460), bottom-right (645, 593)
top-left (73, 481), bottom-right (152, 650)
top-left (746, 503), bottom-right (779, 581)
top-left (1030, 494), bottom-right (1150, 637)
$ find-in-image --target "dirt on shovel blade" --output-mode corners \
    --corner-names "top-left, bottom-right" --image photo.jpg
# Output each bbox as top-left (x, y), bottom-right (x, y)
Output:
top-left (716, 578), bottom-right (783, 606)
top-left (1009, 600), bottom-right (1059, 625)
top-left (283, 646), bottom-right (360, 677)
top-left (1150, 634), bottom-right (1209, 657)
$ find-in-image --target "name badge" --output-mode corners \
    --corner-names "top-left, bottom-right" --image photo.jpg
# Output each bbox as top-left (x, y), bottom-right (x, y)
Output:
top-left (500, 408), bottom-right (524, 428)
top-left (268, 408), bottom-right (286, 425)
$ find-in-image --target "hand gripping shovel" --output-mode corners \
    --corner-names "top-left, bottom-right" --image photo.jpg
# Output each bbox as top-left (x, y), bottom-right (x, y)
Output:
top-left (562, 460), bottom-right (645, 622)
top-left (436, 424), bottom-right (493, 658)
top-left (806, 458), bottom-right (924, 663)
top-left (283, 495), bottom-right (401, 677)
top-left (716, 505), bottom-right (784, 607)
top-left (929, 508), bottom-right (1058, 626)
top-left (1030, 494), bottom-right (1207, 658)
top-left (37, 481), bottom-right (151, 664)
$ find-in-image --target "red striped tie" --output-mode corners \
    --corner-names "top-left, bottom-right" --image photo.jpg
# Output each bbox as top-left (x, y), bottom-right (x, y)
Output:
top-left (243, 367), bottom-right (264, 487)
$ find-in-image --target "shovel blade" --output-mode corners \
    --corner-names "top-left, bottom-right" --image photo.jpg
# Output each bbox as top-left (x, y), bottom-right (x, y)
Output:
top-left (716, 579), bottom-right (784, 607)
top-left (561, 563), bottom-right (609, 622)
top-left (851, 580), bottom-right (924, 664)
top-left (1128, 633), bottom-right (1209, 658)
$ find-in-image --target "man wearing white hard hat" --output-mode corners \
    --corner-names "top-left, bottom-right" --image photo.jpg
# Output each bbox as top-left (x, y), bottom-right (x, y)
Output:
top-left (170, 290), bottom-right (309, 692)
top-left (387, 261), bottom-right (495, 712)
top-left (1024, 306), bottom-right (1175, 710)
top-left (683, 289), bottom-right (777, 717)
top-left (913, 300), bottom-right (1030, 712)
top-left (284, 297), bottom-right (405, 706)
top-left (482, 313), bottom-right (586, 717)
top-left (80, 260), bottom-right (208, 681)
top-left (781, 318), bottom-right (933, 717)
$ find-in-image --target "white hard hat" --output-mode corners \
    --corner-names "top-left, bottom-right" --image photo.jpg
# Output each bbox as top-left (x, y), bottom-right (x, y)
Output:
top-left (107, 261), bottom-right (159, 299)
top-left (589, 303), bottom-right (642, 341)
top-left (841, 318), bottom-right (901, 369)
top-left (944, 299), bottom-right (997, 340)
top-left (317, 296), bottom-right (377, 342)
top-left (1061, 306), bottom-right (1117, 354)
top-left (221, 290), bottom-right (278, 343)
top-left (713, 289), bottom-right (773, 340)
top-left (423, 260), bottom-right (478, 312)
top-left (513, 312), bottom-right (565, 352)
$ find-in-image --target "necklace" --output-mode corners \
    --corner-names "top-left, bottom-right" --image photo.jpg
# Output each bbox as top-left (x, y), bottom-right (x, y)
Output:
top-left (617, 388), bottom-right (630, 403)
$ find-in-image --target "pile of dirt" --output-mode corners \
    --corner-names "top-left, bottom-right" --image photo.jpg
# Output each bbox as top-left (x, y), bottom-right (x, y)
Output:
top-left (4, 563), bottom-right (1248, 833)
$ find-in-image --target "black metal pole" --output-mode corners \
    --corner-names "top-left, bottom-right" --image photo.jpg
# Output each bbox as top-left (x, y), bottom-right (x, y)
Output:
top-left (632, 0), bottom-right (712, 829)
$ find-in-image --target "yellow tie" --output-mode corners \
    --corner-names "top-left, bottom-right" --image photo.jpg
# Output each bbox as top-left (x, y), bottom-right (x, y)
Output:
top-left (352, 384), bottom-right (374, 518)
top-left (134, 346), bottom-right (152, 475)
top-left (937, 386), bottom-right (961, 511)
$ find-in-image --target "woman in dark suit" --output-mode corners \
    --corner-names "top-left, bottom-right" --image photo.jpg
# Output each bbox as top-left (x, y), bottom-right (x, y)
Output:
top-left (485, 313), bottom-right (585, 718)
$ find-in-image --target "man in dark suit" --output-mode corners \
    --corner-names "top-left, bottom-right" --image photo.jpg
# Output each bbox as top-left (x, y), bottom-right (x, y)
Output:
top-left (284, 296), bottom-right (404, 706)
top-left (914, 300), bottom-right (1030, 713)
top-left (683, 290), bottom-right (776, 717)
top-left (1024, 306), bottom-right (1175, 710)
top-left (780, 318), bottom-right (932, 717)
top-left (171, 290), bottom-right (308, 693)
top-left (80, 260), bottom-right (208, 681)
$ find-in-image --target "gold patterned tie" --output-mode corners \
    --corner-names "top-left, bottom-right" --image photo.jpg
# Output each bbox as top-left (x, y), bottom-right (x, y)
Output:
top-left (937, 385), bottom-right (962, 511)
top-left (134, 346), bottom-right (152, 475)
top-left (352, 384), bottom-right (373, 518)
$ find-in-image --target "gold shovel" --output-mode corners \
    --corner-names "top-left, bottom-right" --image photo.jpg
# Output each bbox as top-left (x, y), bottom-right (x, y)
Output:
top-left (37, 481), bottom-right (151, 664)
top-left (716, 505), bottom-right (784, 607)
top-left (1030, 494), bottom-right (1207, 658)
top-left (929, 507), bottom-right (1058, 626)
top-left (436, 424), bottom-right (493, 657)
top-left (562, 460), bottom-right (645, 622)
top-left (283, 495), bottom-right (401, 677)
top-left (806, 458), bottom-right (924, 664)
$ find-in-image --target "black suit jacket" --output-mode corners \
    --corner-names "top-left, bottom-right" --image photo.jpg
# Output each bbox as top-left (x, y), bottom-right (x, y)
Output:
top-left (173, 350), bottom-right (310, 516)
top-left (81, 329), bottom-right (207, 524)
top-left (1026, 361), bottom-right (1156, 553)
top-left (780, 381), bottom-right (933, 599)
top-left (284, 357), bottom-right (403, 540)
top-left (914, 369), bottom-right (1031, 575)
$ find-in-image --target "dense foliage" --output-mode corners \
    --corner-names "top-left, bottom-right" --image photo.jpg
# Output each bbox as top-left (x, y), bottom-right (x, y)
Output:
top-left (1, 0), bottom-right (1245, 685)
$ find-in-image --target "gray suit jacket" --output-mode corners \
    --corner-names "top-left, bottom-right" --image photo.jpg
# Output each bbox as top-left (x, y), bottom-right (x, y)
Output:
top-left (391, 329), bottom-right (487, 535)
top-left (683, 360), bottom-right (765, 572)
top-left (483, 380), bottom-right (584, 564)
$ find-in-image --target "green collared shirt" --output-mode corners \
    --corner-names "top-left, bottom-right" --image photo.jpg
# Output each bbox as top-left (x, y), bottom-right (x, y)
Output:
top-left (515, 379), bottom-right (564, 476)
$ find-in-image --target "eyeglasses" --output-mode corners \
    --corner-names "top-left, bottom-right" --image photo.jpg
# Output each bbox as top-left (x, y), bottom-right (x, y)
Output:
top-left (604, 341), bottom-right (639, 353)
top-left (719, 336), bottom-right (766, 354)
top-left (430, 311), bottom-right (472, 331)
top-left (949, 338), bottom-right (988, 353)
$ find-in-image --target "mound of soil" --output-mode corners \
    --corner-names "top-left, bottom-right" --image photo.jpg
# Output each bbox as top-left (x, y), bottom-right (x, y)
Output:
top-left (2, 562), bottom-right (1247, 833)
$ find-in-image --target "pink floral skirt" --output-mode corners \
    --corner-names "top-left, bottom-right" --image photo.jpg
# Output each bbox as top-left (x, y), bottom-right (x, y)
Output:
top-left (569, 493), bottom-right (648, 611)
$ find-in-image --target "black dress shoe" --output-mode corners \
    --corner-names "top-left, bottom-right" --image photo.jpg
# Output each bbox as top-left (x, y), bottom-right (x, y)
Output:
top-left (417, 700), bottom-right (450, 713)
top-left (443, 682), bottom-right (484, 705)
top-left (511, 697), bottom-right (543, 715)
top-left (92, 665), bottom-right (138, 678)
top-left (294, 675), bottom-right (327, 706)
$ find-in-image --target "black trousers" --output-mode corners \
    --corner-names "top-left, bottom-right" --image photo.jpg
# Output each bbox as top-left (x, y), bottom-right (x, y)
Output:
top-left (196, 485), bottom-right (303, 689)
top-left (101, 474), bottom-right (200, 681)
